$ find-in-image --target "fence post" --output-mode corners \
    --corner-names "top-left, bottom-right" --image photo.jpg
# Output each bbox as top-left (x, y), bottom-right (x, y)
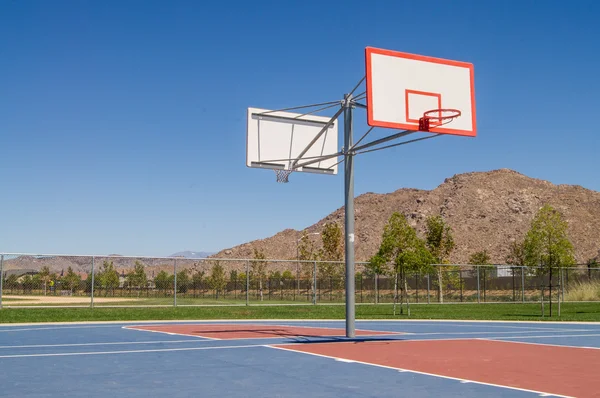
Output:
top-left (476, 266), bottom-right (481, 304)
top-left (426, 273), bottom-right (430, 304)
top-left (375, 273), bottom-right (378, 304)
top-left (541, 285), bottom-right (545, 317)
top-left (416, 272), bottom-right (419, 303)
top-left (313, 261), bottom-right (317, 305)
top-left (459, 269), bottom-right (463, 303)
top-left (0, 255), bottom-right (4, 309)
top-left (173, 259), bottom-right (177, 307)
top-left (90, 256), bottom-right (95, 308)
top-left (558, 280), bottom-right (561, 317)
top-left (521, 266), bottom-right (525, 303)
top-left (560, 267), bottom-right (565, 303)
top-left (246, 260), bottom-right (250, 306)
top-left (512, 267), bottom-right (516, 302)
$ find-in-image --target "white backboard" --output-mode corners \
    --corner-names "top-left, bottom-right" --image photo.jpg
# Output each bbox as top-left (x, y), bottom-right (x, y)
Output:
top-left (365, 47), bottom-right (476, 137)
top-left (246, 107), bottom-right (339, 174)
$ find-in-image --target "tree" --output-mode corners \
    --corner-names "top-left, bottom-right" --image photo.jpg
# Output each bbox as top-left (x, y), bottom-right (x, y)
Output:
top-left (39, 266), bottom-right (51, 296)
top-left (191, 269), bottom-right (205, 295)
top-left (372, 212), bottom-right (434, 314)
top-left (176, 269), bottom-right (190, 293)
top-left (424, 215), bottom-right (455, 303)
top-left (469, 249), bottom-right (491, 265)
top-left (506, 241), bottom-right (526, 266)
top-left (126, 261), bottom-right (148, 297)
top-left (209, 261), bottom-right (227, 299)
top-left (366, 253), bottom-right (390, 304)
top-left (97, 261), bottom-right (119, 296)
top-left (62, 267), bottom-right (82, 293)
top-left (505, 240), bottom-right (526, 301)
top-left (282, 270), bottom-right (293, 280)
top-left (523, 204), bottom-right (575, 316)
top-left (21, 274), bottom-right (34, 293)
top-left (587, 257), bottom-right (599, 280)
top-left (297, 231), bottom-right (319, 296)
top-left (154, 270), bottom-right (172, 295)
top-left (251, 248), bottom-right (267, 301)
top-left (5, 274), bottom-right (18, 292)
top-left (319, 222), bottom-right (344, 291)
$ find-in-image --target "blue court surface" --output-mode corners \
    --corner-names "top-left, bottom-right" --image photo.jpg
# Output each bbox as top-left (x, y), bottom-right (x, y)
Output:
top-left (1, 319), bottom-right (599, 397)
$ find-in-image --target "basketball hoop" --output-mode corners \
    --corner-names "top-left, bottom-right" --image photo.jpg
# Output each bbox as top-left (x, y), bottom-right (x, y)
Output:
top-left (275, 169), bottom-right (293, 183)
top-left (419, 108), bottom-right (461, 132)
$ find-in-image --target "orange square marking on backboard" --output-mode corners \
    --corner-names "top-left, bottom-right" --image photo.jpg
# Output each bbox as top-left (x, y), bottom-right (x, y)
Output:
top-left (405, 90), bottom-right (442, 125)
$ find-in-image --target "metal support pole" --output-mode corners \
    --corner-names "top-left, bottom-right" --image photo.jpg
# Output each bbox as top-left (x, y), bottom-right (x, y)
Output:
top-left (313, 260), bottom-right (317, 305)
top-left (476, 266), bottom-right (481, 304)
top-left (521, 266), bottom-right (525, 303)
top-left (90, 256), bottom-right (95, 308)
top-left (173, 259), bottom-right (177, 307)
top-left (0, 255), bottom-right (4, 309)
top-left (343, 94), bottom-right (355, 338)
top-left (246, 260), bottom-right (250, 306)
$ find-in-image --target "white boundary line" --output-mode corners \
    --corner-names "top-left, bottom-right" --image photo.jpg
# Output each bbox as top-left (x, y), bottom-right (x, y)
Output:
top-left (0, 325), bottom-right (125, 333)
top-left (122, 326), bottom-right (221, 340)
top-left (267, 344), bottom-right (574, 398)
top-left (0, 339), bottom-right (218, 349)
top-left (0, 343), bottom-right (270, 359)
top-left (408, 329), bottom-right (592, 336)
top-left (478, 337), bottom-right (600, 350)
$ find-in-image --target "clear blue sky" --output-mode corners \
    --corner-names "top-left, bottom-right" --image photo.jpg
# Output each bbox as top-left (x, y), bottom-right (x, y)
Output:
top-left (1, 0), bottom-right (598, 256)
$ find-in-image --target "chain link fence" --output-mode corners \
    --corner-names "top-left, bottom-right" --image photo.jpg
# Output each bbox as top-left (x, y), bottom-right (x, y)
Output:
top-left (1, 253), bottom-right (599, 308)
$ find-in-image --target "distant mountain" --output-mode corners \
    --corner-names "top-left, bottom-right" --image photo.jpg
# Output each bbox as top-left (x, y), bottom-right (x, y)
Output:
top-left (169, 251), bottom-right (214, 259)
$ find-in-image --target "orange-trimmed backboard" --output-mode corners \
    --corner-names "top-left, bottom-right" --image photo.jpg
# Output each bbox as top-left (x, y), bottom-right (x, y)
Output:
top-left (365, 47), bottom-right (476, 137)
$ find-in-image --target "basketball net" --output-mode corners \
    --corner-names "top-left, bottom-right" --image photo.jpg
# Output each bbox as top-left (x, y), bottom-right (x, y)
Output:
top-left (275, 169), bottom-right (293, 183)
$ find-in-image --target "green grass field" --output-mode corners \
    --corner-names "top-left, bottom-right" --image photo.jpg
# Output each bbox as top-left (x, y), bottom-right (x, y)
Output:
top-left (1, 302), bottom-right (599, 324)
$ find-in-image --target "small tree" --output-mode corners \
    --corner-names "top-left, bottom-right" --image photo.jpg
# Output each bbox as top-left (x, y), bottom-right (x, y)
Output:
top-left (319, 222), bottom-right (344, 293)
top-left (506, 240), bottom-right (527, 301)
top-left (62, 267), bottom-right (82, 294)
top-left (523, 204), bottom-right (575, 316)
top-left (469, 249), bottom-right (493, 301)
top-left (39, 266), bottom-right (51, 296)
top-left (126, 261), bottom-right (148, 297)
top-left (176, 269), bottom-right (190, 294)
top-left (251, 248), bottom-right (267, 301)
top-left (425, 215), bottom-right (456, 303)
top-left (5, 274), bottom-right (18, 293)
top-left (97, 261), bottom-right (120, 296)
top-left (298, 231), bottom-right (319, 296)
top-left (191, 269), bottom-right (205, 295)
top-left (154, 270), bottom-right (172, 295)
top-left (21, 274), bottom-right (34, 293)
top-left (209, 261), bottom-right (227, 299)
top-left (373, 212), bottom-right (433, 314)
top-left (366, 253), bottom-right (390, 304)
top-left (229, 270), bottom-right (238, 293)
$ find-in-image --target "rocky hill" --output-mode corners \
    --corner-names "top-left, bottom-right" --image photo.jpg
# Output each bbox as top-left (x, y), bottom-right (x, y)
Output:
top-left (212, 169), bottom-right (600, 265)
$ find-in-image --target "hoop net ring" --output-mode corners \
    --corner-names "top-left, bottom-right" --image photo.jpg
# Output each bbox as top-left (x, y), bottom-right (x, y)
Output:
top-left (275, 169), bottom-right (293, 183)
top-left (419, 108), bottom-right (461, 131)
